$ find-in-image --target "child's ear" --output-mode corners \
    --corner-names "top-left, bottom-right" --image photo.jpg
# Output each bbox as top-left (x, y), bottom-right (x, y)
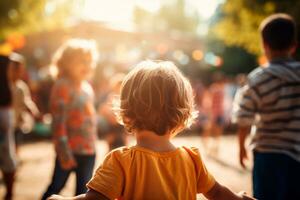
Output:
top-left (289, 43), bottom-right (298, 55)
top-left (262, 42), bottom-right (269, 51)
top-left (262, 42), bottom-right (272, 60)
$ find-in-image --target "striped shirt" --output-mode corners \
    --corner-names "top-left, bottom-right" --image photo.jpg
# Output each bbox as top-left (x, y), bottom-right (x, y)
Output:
top-left (232, 59), bottom-right (300, 162)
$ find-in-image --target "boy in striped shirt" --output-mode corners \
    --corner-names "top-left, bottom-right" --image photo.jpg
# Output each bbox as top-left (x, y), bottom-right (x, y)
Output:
top-left (232, 14), bottom-right (300, 200)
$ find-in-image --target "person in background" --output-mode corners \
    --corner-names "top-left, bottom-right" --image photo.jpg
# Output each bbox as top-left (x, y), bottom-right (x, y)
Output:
top-left (41, 39), bottom-right (98, 199)
top-left (0, 55), bottom-right (17, 200)
top-left (9, 52), bottom-right (40, 148)
top-left (191, 79), bottom-right (206, 132)
top-left (202, 73), bottom-right (225, 156)
top-left (223, 77), bottom-right (236, 125)
top-left (232, 14), bottom-right (300, 199)
top-left (98, 73), bottom-right (127, 151)
top-left (48, 60), bottom-right (254, 200)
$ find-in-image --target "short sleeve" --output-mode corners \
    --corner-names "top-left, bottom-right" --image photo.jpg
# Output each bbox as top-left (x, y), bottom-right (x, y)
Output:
top-left (232, 84), bottom-right (260, 126)
top-left (183, 147), bottom-right (216, 194)
top-left (87, 151), bottom-right (124, 200)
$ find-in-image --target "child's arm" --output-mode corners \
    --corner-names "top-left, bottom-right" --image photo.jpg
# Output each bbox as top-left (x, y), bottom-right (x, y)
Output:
top-left (22, 83), bottom-right (40, 117)
top-left (237, 125), bottom-right (251, 168)
top-left (50, 85), bottom-right (77, 170)
top-left (204, 181), bottom-right (255, 200)
top-left (47, 189), bottom-right (109, 200)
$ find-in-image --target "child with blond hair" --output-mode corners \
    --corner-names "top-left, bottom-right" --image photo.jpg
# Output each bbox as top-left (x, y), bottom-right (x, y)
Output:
top-left (41, 39), bottom-right (98, 200)
top-left (49, 61), bottom-right (253, 200)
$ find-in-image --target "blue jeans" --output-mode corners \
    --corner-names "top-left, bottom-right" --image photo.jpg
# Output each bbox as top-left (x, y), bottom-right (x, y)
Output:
top-left (253, 152), bottom-right (300, 200)
top-left (41, 154), bottom-right (95, 200)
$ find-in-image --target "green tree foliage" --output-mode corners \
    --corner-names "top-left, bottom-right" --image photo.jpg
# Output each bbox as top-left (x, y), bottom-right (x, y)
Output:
top-left (220, 46), bottom-right (257, 75)
top-left (133, 0), bottom-right (200, 35)
top-left (0, 0), bottom-right (44, 39)
top-left (0, 0), bottom-right (76, 41)
top-left (205, 37), bottom-right (258, 75)
top-left (212, 0), bottom-right (300, 55)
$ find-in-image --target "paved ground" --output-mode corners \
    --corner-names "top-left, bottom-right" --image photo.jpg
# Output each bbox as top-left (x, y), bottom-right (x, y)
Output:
top-left (0, 135), bottom-right (253, 200)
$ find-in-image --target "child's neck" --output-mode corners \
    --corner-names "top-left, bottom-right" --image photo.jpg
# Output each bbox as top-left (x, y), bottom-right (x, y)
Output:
top-left (135, 130), bottom-right (176, 152)
top-left (267, 51), bottom-right (292, 62)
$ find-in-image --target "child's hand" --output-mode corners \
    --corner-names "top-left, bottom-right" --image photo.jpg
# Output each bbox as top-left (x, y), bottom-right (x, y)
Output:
top-left (239, 145), bottom-right (248, 169)
top-left (61, 158), bottom-right (77, 170)
top-left (237, 191), bottom-right (256, 200)
top-left (204, 182), bottom-right (256, 200)
top-left (47, 194), bottom-right (64, 200)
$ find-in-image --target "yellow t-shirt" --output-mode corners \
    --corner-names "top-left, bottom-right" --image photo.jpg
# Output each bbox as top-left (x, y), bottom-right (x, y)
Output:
top-left (87, 146), bottom-right (215, 200)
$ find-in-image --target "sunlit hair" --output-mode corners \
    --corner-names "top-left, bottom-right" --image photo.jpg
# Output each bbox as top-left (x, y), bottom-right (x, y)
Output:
top-left (114, 60), bottom-right (197, 136)
top-left (50, 38), bottom-right (98, 78)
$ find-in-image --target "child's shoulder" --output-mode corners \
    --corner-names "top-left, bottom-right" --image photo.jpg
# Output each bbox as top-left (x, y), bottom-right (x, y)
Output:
top-left (181, 146), bottom-right (209, 170)
top-left (181, 146), bottom-right (202, 159)
top-left (106, 146), bottom-right (132, 160)
top-left (182, 146), bottom-right (200, 154)
top-left (247, 67), bottom-right (271, 87)
top-left (102, 146), bottom-right (208, 173)
top-left (110, 146), bottom-right (131, 153)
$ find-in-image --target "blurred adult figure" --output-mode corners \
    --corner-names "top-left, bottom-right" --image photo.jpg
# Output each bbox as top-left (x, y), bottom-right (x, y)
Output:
top-left (9, 53), bottom-right (40, 147)
top-left (202, 73), bottom-right (225, 156)
top-left (0, 55), bottom-right (17, 200)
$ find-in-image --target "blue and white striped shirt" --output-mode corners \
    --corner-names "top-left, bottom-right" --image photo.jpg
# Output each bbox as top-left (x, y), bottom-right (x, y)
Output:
top-left (232, 59), bottom-right (300, 162)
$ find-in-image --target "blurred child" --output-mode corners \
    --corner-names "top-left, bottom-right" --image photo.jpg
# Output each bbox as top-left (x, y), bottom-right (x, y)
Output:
top-left (41, 39), bottom-right (98, 199)
top-left (98, 73), bottom-right (127, 151)
top-left (48, 60), bottom-right (254, 200)
top-left (233, 14), bottom-right (300, 199)
top-left (0, 55), bottom-right (17, 200)
top-left (202, 73), bottom-right (225, 156)
top-left (9, 53), bottom-right (40, 147)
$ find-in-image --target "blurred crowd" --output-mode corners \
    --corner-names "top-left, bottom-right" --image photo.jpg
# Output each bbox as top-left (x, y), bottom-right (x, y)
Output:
top-left (8, 55), bottom-right (248, 142)
top-left (1, 11), bottom-right (299, 200)
top-left (1, 48), bottom-right (249, 150)
top-left (18, 59), bottom-right (247, 138)
top-left (1, 35), bottom-right (249, 199)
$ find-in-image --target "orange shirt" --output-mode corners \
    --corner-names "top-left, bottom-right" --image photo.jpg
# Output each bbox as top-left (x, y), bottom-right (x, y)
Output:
top-left (87, 146), bottom-right (215, 200)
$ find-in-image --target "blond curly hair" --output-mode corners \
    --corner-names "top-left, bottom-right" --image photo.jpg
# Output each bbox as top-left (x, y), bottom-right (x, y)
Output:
top-left (50, 38), bottom-right (97, 78)
top-left (114, 60), bottom-right (197, 136)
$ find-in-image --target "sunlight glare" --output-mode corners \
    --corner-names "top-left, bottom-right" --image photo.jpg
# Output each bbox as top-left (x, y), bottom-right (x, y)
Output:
top-left (81, 0), bottom-right (222, 29)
